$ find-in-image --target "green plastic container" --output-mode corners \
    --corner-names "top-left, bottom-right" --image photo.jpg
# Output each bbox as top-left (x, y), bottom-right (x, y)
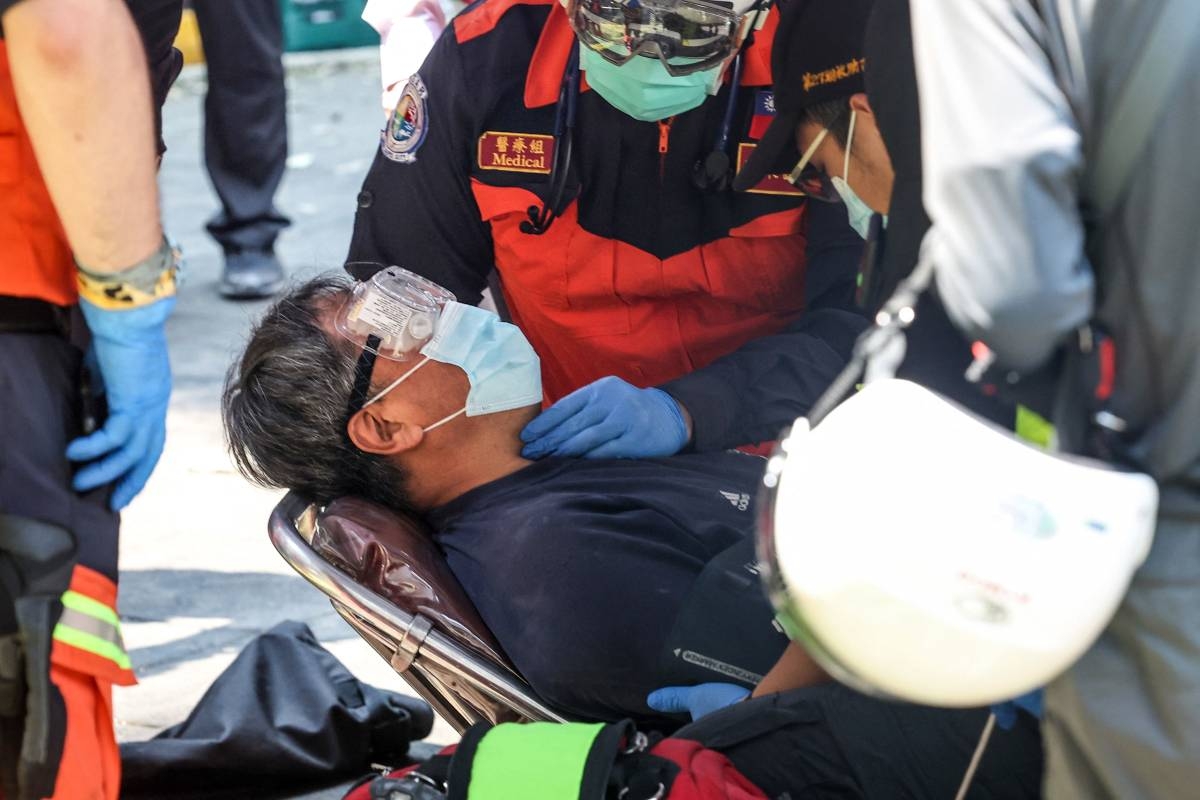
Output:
top-left (281, 0), bottom-right (378, 52)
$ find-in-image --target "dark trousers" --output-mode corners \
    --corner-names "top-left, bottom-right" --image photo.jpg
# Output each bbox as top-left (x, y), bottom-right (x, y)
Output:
top-left (0, 332), bottom-right (119, 798)
top-left (0, 333), bottom-right (118, 578)
top-left (677, 683), bottom-right (1044, 799)
top-left (193, 0), bottom-right (292, 253)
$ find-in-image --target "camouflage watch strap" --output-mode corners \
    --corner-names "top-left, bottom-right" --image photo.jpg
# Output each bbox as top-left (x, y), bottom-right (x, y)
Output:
top-left (76, 238), bottom-right (179, 309)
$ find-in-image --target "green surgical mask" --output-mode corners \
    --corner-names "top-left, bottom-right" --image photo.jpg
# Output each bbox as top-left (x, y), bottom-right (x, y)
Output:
top-left (580, 46), bottom-right (719, 122)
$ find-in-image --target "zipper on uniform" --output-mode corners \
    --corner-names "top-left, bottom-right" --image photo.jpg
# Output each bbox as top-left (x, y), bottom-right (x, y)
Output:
top-left (658, 116), bottom-right (674, 181)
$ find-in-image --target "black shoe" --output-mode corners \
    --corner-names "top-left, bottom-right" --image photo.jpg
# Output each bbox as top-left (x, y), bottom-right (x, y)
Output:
top-left (219, 249), bottom-right (285, 299)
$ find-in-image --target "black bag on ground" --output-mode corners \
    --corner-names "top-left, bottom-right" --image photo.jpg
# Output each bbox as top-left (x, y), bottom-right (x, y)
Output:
top-left (120, 620), bottom-right (433, 798)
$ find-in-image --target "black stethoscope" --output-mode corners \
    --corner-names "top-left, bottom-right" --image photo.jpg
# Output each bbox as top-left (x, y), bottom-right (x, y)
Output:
top-left (692, 51), bottom-right (745, 192)
top-left (521, 46), bottom-right (747, 235)
top-left (521, 46), bottom-right (581, 235)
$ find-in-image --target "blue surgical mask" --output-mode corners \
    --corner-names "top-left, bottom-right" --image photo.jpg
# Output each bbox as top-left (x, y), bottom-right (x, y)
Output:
top-left (831, 110), bottom-right (887, 239)
top-left (832, 175), bottom-right (875, 239)
top-left (365, 302), bottom-right (542, 431)
top-left (579, 46), bottom-right (718, 122)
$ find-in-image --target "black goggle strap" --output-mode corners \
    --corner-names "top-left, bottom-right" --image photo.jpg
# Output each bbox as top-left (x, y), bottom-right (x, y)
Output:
top-left (346, 334), bottom-right (382, 417)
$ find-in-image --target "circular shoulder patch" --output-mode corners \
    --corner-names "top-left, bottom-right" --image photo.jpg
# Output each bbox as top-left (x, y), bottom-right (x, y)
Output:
top-left (381, 75), bottom-right (429, 164)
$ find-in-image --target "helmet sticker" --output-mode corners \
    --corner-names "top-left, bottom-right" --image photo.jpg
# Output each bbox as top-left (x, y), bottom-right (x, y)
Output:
top-left (381, 75), bottom-right (429, 164)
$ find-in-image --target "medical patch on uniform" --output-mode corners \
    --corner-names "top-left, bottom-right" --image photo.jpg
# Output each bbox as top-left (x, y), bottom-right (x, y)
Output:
top-left (381, 75), bottom-right (429, 164)
top-left (736, 143), bottom-right (804, 196)
top-left (749, 90), bottom-right (776, 140)
top-left (477, 131), bottom-right (555, 175)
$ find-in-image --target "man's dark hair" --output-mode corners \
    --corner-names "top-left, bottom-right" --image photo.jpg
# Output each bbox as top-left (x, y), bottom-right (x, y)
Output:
top-left (222, 274), bottom-right (412, 511)
top-left (801, 97), bottom-right (854, 147)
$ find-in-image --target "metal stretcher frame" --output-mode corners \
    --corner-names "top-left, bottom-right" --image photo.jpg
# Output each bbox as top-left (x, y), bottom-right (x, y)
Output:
top-left (268, 491), bottom-right (568, 732)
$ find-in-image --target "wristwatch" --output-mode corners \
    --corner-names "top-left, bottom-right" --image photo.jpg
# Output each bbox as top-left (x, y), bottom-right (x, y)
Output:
top-left (76, 237), bottom-right (183, 309)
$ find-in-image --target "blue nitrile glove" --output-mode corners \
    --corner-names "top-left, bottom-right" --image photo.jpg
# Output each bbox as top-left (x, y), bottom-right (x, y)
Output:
top-left (646, 683), bottom-right (750, 721)
top-left (66, 296), bottom-right (175, 510)
top-left (991, 690), bottom-right (1044, 731)
top-left (520, 376), bottom-right (689, 459)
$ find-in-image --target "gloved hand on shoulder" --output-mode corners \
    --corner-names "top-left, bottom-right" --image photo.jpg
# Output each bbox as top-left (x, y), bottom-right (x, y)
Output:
top-left (646, 682), bottom-right (750, 722)
top-left (67, 296), bottom-right (174, 510)
top-left (991, 690), bottom-right (1043, 731)
top-left (520, 376), bottom-right (690, 459)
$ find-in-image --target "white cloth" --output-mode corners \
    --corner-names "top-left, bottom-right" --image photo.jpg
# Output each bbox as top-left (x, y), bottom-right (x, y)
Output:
top-left (908, 0), bottom-right (1094, 374)
top-left (363, 0), bottom-right (452, 113)
top-left (908, 0), bottom-right (1200, 495)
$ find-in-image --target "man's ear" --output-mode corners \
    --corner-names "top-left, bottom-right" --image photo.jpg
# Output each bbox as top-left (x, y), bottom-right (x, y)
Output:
top-left (347, 406), bottom-right (424, 456)
top-left (849, 92), bottom-right (873, 117)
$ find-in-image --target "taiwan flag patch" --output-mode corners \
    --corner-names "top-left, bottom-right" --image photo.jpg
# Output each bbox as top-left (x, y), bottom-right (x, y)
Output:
top-left (749, 90), bottom-right (776, 140)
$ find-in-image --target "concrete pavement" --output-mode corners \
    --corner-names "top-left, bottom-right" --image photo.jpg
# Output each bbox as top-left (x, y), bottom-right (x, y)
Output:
top-left (113, 48), bottom-right (456, 796)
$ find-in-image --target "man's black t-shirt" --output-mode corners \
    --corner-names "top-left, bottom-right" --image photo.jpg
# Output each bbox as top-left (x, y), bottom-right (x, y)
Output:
top-left (426, 451), bottom-right (788, 722)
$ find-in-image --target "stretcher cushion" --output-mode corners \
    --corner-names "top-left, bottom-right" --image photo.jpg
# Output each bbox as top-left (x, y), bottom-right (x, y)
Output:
top-left (312, 496), bottom-right (512, 669)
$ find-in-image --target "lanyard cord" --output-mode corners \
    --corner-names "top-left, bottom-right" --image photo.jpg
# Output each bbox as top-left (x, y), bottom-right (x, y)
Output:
top-left (953, 712), bottom-right (997, 800)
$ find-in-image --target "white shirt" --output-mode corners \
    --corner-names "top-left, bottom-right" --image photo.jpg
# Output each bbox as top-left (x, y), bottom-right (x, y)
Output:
top-left (362, 0), bottom-right (460, 113)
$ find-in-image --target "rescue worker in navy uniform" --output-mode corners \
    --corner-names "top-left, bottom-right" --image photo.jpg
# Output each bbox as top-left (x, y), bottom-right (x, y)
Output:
top-left (346, 0), bottom-right (868, 457)
top-left (0, 0), bottom-right (179, 797)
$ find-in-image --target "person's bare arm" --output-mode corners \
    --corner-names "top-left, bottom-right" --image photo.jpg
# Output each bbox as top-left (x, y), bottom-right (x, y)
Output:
top-left (753, 641), bottom-right (829, 697)
top-left (5, 0), bottom-right (162, 272)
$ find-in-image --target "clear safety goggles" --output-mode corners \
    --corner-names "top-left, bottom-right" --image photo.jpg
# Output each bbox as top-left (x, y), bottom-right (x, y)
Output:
top-left (337, 266), bottom-right (457, 416)
top-left (335, 266), bottom-right (456, 361)
top-left (567, 0), bottom-right (755, 76)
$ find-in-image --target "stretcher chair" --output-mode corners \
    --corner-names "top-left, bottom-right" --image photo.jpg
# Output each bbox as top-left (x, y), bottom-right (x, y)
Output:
top-left (268, 491), bottom-right (567, 732)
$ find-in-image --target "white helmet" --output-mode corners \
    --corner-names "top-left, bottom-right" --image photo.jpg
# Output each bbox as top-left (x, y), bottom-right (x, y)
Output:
top-left (759, 378), bottom-right (1158, 707)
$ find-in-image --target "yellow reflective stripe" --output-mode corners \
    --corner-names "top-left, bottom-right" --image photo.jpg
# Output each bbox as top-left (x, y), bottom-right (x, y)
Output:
top-left (52, 624), bottom-right (133, 671)
top-left (53, 589), bottom-right (131, 670)
top-left (56, 607), bottom-right (125, 648)
top-left (61, 590), bottom-right (121, 629)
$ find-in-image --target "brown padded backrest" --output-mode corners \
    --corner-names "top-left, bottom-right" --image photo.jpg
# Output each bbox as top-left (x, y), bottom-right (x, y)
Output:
top-left (313, 496), bottom-right (512, 670)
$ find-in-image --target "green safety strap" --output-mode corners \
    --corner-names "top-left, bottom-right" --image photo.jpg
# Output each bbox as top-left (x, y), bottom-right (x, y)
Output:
top-left (1014, 405), bottom-right (1055, 450)
top-left (451, 721), bottom-right (630, 800)
top-left (52, 589), bottom-right (131, 671)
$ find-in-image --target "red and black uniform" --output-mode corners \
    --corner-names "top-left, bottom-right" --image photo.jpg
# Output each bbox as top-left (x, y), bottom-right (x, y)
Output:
top-left (0, 3), bottom-right (181, 797)
top-left (347, 0), bottom-right (865, 450)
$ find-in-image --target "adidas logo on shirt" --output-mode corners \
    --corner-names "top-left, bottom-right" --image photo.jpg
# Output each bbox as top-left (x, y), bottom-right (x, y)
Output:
top-left (720, 490), bottom-right (751, 511)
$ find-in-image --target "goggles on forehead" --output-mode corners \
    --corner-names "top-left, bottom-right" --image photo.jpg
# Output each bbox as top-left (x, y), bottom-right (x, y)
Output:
top-left (787, 127), bottom-right (840, 203)
top-left (568, 0), bottom-right (755, 77)
top-left (336, 266), bottom-right (456, 415)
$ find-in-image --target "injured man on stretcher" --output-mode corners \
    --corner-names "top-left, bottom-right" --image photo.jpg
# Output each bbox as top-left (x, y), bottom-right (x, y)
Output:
top-left (222, 271), bottom-right (1045, 796)
top-left (222, 271), bottom-right (792, 722)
